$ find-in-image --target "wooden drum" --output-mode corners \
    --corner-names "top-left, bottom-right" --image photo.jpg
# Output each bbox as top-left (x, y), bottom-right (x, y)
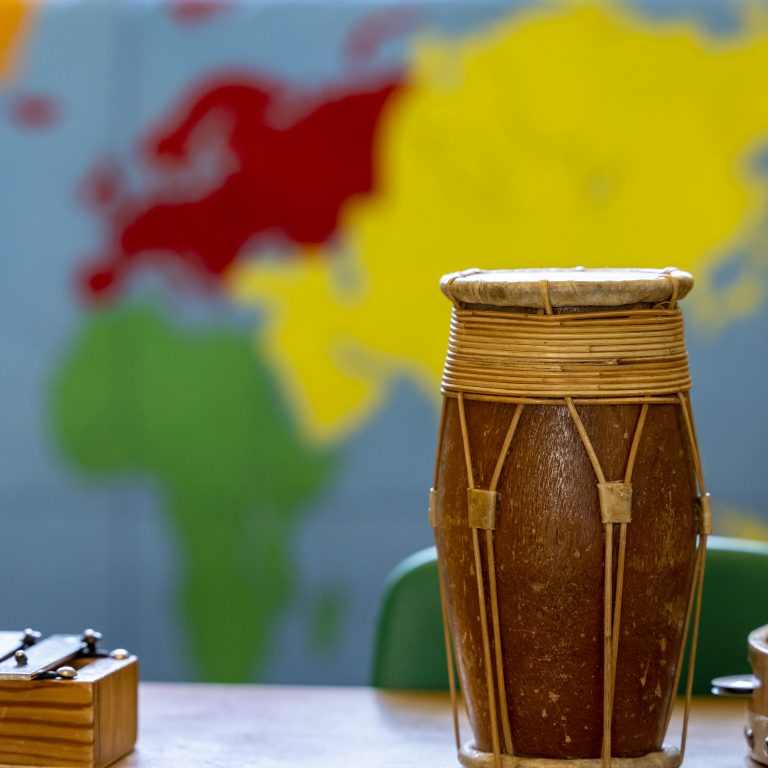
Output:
top-left (429, 269), bottom-right (710, 768)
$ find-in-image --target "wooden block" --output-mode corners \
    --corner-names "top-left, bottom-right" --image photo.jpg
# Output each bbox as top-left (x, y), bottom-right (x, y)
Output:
top-left (0, 655), bottom-right (138, 768)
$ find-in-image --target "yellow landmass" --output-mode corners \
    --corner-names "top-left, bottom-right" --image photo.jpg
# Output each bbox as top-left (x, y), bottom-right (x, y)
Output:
top-left (0, 1), bottom-right (35, 83)
top-left (229, 1), bottom-right (768, 443)
top-left (716, 506), bottom-right (768, 541)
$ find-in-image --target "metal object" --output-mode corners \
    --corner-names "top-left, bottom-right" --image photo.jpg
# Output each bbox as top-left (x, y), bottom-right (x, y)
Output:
top-left (0, 629), bottom-right (122, 681)
top-left (22, 628), bottom-right (41, 647)
top-left (56, 665), bottom-right (77, 680)
top-left (0, 632), bottom-right (25, 661)
top-left (0, 629), bottom-right (135, 681)
top-left (83, 628), bottom-right (102, 654)
top-left (711, 673), bottom-right (760, 696)
top-left (0, 629), bottom-right (42, 663)
top-left (0, 635), bottom-right (84, 681)
top-left (716, 625), bottom-right (768, 766)
top-left (749, 625), bottom-right (768, 766)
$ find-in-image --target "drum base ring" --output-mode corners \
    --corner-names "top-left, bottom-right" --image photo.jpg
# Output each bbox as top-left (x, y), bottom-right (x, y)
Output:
top-left (458, 743), bottom-right (682, 768)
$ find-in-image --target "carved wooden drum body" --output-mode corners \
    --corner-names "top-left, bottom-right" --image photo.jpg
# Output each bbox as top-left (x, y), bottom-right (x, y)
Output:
top-left (430, 269), bottom-right (710, 768)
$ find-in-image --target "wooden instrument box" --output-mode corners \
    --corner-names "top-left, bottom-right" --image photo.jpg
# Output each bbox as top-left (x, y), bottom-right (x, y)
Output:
top-left (0, 631), bottom-right (138, 768)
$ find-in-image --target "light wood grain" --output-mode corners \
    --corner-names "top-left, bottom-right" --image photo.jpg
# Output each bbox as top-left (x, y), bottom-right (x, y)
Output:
top-left (0, 657), bottom-right (137, 768)
top-left (104, 685), bottom-right (750, 768)
top-left (93, 659), bottom-right (138, 768)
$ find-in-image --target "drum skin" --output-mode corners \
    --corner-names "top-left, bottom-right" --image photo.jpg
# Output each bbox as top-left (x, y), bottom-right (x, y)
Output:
top-left (433, 388), bottom-right (699, 759)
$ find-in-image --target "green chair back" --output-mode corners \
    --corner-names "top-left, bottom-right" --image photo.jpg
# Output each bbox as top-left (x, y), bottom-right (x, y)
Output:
top-left (686, 536), bottom-right (768, 693)
top-left (371, 546), bottom-right (446, 690)
top-left (371, 536), bottom-right (768, 693)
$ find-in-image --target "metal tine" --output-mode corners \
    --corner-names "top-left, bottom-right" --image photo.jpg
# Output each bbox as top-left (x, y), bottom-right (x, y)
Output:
top-left (0, 628), bottom-right (112, 680)
top-left (0, 629), bottom-right (41, 663)
top-left (0, 629), bottom-right (101, 681)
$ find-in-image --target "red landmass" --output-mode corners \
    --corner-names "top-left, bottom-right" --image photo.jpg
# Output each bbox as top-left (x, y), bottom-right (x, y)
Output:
top-left (79, 71), bottom-right (403, 301)
top-left (79, 160), bottom-right (123, 209)
top-left (168, 0), bottom-right (237, 25)
top-left (10, 95), bottom-right (60, 129)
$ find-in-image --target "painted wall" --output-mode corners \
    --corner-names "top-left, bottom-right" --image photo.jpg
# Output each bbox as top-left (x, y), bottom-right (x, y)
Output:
top-left (1, 0), bottom-right (766, 683)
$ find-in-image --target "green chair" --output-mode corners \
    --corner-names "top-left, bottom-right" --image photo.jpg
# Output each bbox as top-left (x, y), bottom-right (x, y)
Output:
top-left (686, 536), bottom-right (768, 692)
top-left (371, 536), bottom-right (768, 693)
top-left (371, 546), bottom-right (446, 690)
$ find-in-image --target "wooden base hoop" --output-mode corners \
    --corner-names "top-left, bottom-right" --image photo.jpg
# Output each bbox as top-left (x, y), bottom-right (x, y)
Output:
top-left (458, 744), bottom-right (682, 768)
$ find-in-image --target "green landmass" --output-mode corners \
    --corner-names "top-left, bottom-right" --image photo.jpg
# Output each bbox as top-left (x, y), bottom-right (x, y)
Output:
top-left (50, 304), bottom-right (336, 681)
top-left (308, 585), bottom-right (345, 654)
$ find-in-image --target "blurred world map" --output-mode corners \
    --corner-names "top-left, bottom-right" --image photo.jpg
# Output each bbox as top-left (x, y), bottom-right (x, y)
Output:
top-left (1, 0), bottom-right (767, 683)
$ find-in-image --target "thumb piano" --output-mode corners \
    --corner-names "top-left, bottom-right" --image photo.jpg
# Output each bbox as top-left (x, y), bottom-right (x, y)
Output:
top-left (0, 629), bottom-right (138, 768)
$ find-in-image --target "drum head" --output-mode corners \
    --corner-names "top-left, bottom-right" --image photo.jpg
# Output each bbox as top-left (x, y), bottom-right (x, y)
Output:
top-left (441, 267), bottom-right (693, 308)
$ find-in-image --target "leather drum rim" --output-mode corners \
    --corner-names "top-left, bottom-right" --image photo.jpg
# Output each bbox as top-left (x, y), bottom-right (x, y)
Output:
top-left (440, 268), bottom-right (693, 309)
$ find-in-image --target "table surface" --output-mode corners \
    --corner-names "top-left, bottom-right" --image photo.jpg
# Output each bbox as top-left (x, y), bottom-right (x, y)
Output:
top-left (115, 684), bottom-right (753, 767)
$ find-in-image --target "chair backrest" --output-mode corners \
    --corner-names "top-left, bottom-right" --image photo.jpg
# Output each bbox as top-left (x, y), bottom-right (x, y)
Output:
top-left (688, 536), bottom-right (768, 692)
top-left (371, 536), bottom-right (768, 693)
top-left (370, 546), bottom-right (445, 690)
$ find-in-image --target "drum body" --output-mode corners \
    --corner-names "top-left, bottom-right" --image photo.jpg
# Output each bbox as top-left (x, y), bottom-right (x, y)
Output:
top-left (431, 269), bottom-right (708, 766)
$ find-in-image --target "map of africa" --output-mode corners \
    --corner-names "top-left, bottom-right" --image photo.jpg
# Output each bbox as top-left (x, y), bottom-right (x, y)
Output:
top-left (51, 306), bottom-right (334, 680)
